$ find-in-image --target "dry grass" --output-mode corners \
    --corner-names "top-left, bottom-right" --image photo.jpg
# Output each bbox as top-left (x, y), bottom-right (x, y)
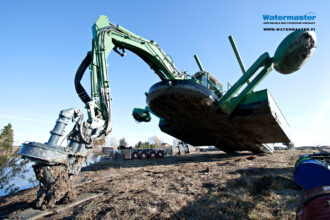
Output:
top-left (0, 149), bottom-right (316, 219)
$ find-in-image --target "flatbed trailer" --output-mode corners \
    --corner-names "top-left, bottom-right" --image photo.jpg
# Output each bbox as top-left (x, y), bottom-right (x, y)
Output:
top-left (120, 148), bottom-right (165, 160)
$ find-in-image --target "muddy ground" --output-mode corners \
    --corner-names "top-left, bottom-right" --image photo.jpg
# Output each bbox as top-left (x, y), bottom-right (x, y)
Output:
top-left (0, 149), bottom-right (316, 219)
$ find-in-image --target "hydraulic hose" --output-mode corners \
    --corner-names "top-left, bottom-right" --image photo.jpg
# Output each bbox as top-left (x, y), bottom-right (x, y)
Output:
top-left (75, 52), bottom-right (92, 103)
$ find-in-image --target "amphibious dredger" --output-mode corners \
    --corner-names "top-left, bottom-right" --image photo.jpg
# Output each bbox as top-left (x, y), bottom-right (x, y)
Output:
top-left (19, 15), bottom-right (316, 208)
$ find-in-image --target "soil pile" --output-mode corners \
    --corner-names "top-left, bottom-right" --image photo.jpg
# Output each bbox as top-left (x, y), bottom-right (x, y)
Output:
top-left (0, 149), bottom-right (314, 219)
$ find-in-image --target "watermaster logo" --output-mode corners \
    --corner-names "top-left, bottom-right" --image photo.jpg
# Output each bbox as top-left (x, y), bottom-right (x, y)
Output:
top-left (263, 14), bottom-right (316, 21)
top-left (262, 12), bottom-right (316, 31)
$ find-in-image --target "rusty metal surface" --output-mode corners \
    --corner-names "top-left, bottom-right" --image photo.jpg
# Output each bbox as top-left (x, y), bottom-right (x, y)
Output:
top-left (147, 80), bottom-right (291, 153)
top-left (297, 186), bottom-right (330, 220)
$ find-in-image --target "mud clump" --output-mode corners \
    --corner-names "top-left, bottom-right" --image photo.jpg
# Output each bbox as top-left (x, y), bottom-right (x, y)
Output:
top-left (92, 136), bottom-right (106, 147)
top-left (33, 164), bottom-right (76, 210)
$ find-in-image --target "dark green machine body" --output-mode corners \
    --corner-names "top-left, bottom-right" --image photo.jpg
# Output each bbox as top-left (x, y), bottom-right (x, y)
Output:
top-left (145, 30), bottom-right (316, 153)
top-left (140, 28), bottom-right (315, 153)
top-left (17, 15), bottom-right (317, 208)
top-left (147, 80), bottom-right (290, 153)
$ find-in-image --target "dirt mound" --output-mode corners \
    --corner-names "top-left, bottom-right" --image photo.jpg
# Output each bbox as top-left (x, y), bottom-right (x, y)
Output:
top-left (0, 149), bottom-right (315, 219)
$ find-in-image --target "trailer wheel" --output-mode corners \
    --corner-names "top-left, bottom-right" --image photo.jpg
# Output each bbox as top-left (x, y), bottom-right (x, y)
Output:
top-left (131, 151), bottom-right (139, 160)
top-left (156, 150), bottom-right (164, 158)
top-left (149, 151), bottom-right (156, 159)
top-left (139, 151), bottom-right (147, 159)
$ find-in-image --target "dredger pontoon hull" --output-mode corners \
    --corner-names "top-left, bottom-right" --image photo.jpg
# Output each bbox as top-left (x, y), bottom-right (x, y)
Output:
top-left (147, 80), bottom-right (291, 153)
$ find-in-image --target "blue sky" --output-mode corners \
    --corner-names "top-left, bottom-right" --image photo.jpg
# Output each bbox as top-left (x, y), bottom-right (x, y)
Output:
top-left (0, 0), bottom-right (329, 147)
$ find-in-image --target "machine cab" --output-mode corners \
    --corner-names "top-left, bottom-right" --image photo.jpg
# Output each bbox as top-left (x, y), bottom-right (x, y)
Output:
top-left (194, 71), bottom-right (223, 98)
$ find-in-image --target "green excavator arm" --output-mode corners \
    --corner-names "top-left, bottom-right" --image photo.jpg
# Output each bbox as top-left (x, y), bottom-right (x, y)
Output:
top-left (81, 15), bottom-right (187, 135)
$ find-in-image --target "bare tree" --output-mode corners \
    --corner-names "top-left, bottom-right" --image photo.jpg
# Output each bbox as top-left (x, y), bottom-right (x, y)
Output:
top-left (149, 136), bottom-right (161, 147)
top-left (107, 137), bottom-right (118, 148)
